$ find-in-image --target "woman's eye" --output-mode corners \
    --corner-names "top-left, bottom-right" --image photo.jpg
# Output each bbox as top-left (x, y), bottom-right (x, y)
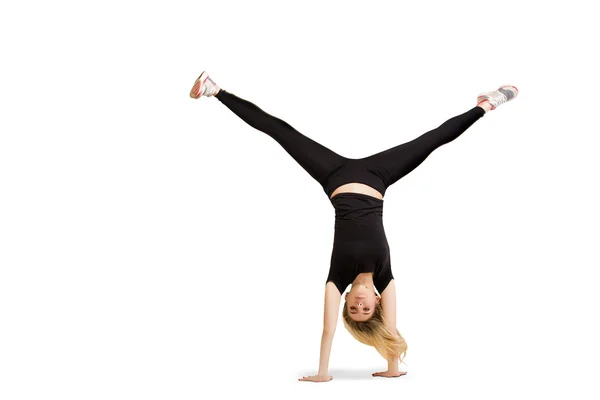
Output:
top-left (364, 308), bottom-right (370, 312)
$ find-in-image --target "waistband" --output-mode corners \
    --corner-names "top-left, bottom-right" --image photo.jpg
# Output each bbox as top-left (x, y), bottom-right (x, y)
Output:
top-left (321, 160), bottom-right (388, 198)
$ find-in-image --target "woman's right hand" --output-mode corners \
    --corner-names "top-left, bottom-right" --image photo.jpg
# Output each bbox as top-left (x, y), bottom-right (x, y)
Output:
top-left (298, 375), bottom-right (333, 383)
top-left (372, 370), bottom-right (407, 378)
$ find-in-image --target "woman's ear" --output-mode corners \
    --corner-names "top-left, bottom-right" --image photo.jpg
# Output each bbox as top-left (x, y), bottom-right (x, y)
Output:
top-left (376, 295), bottom-right (381, 304)
top-left (344, 292), bottom-right (348, 301)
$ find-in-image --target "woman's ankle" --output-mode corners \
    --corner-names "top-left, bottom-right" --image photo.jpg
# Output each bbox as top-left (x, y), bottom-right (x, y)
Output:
top-left (477, 100), bottom-right (493, 113)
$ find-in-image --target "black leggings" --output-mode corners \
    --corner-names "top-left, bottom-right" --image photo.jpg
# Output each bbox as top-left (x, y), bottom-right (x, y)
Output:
top-left (215, 89), bottom-right (486, 198)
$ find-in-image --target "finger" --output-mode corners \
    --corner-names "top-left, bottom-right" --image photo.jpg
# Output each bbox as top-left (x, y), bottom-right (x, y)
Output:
top-left (384, 372), bottom-right (406, 378)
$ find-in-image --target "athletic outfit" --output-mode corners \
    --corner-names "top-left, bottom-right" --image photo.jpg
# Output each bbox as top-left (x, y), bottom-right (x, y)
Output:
top-left (215, 89), bottom-right (486, 294)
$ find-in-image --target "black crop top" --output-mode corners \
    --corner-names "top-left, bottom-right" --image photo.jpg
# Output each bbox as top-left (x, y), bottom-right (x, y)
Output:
top-left (326, 192), bottom-right (394, 295)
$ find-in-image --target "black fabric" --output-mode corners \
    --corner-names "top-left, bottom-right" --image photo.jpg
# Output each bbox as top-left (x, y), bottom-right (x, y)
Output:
top-left (215, 89), bottom-right (486, 293)
top-left (327, 192), bottom-right (393, 294)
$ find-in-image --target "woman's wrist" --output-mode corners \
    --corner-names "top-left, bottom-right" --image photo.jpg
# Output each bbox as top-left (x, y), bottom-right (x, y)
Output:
top-left (387, 356), bottom-right (399, 372)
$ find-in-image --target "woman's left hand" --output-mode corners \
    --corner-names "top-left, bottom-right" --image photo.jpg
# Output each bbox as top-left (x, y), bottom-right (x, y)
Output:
top-left (298, 375), bottom-right (333, 382)
top-left (372, 370), bottom-right (407, 378)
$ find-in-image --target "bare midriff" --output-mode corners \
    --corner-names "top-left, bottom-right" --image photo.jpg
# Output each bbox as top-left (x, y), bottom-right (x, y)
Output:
top-left (329, 183), bottom-right (384, 200)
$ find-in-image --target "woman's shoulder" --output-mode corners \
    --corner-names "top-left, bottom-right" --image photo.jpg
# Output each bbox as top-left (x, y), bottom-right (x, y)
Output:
top-left (326, 278), bottom-right (347, 295)
top-left (374, 266), bottom-right (394, 293)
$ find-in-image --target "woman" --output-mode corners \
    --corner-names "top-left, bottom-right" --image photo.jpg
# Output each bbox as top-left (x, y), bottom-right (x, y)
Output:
top-left (189, 72), bottom-right (518, 382)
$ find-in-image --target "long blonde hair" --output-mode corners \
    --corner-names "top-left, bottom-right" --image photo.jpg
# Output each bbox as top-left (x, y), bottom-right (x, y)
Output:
top-left (342, 301), bottom-right (408, 362)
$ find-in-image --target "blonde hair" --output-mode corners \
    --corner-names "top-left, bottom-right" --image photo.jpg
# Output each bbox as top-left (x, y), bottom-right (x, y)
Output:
top-left (342, 301), bottom-right (408, 362)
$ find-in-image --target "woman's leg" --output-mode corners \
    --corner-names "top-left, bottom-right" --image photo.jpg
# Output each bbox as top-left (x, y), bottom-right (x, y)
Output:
top-left (215, 89), bottom-right (348, 187)
top-left (359, 105), bottom-right (487, 190)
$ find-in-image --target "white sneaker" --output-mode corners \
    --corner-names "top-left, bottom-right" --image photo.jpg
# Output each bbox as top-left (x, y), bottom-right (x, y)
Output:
top-left (190, 71), bottom-right (220, 98)
top-left (477, 85), bottom-right (519, 110)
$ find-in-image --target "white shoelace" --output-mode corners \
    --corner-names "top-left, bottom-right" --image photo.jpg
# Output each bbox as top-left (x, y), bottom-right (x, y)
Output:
top-left (491, 92), bottom-right (508, 106)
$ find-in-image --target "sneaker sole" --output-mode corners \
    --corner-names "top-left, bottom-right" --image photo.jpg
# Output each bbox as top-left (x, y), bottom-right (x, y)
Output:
top-left (190, 71), bottom-right (209, 99)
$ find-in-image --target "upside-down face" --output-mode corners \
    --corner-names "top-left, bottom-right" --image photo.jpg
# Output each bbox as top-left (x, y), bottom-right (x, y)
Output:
top-left (345, 284), bottom-right (380, 322)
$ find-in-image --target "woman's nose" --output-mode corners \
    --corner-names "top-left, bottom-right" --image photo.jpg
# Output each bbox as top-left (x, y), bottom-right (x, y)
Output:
top-left (357, 301), bottom-right (363, 306)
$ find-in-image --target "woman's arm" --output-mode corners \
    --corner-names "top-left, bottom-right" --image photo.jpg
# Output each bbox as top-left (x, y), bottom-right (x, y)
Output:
top-left (376, 279), bottom-right (404, 376)
top-left (318, 282), bottom-right (341, 373)
top-left (381, 279), bottom-right (397, 331)
top-left (299, 281), bottom-right (341, 382)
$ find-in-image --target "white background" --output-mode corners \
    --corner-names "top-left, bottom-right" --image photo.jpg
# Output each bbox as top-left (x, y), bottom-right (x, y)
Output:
top-left (1, 0), bottom-right (599, 399)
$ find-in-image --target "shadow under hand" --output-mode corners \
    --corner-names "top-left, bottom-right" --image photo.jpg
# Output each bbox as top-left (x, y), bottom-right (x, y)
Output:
top-left (326, 368), bottom-right (375, 380)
